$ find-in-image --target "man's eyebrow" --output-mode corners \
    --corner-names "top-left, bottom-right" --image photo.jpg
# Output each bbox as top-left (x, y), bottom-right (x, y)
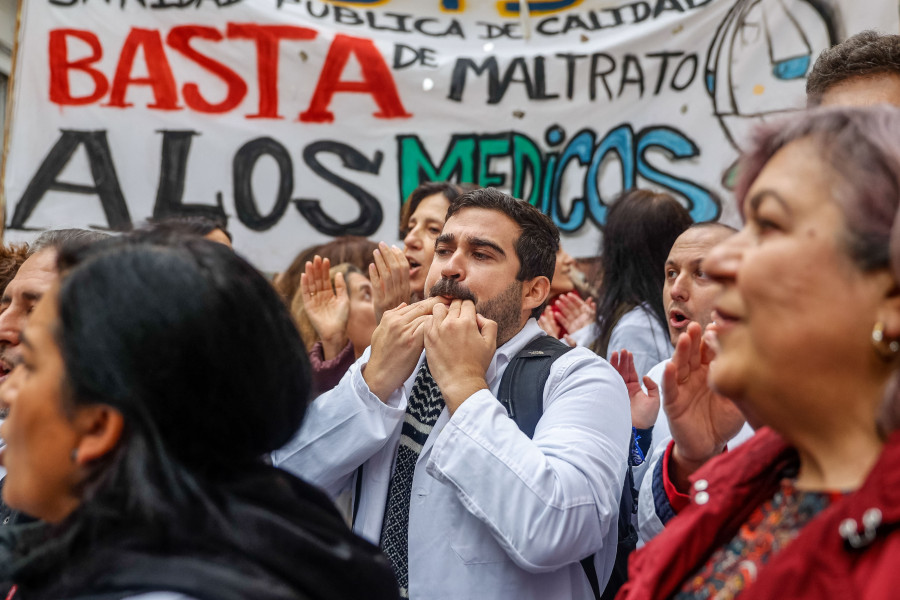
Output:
top-left (22, 292), bottom-right (42, 303)
top-left (466, 236), bottom-right (506, 257)
top-left (435, 233), bottom-right (455, 246)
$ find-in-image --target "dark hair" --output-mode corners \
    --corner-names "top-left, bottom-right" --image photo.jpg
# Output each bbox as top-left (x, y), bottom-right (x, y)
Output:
top-left (445, 187), bottom-right (559, 319)
top-left (399, 181), bottom-right (465, 236)
top-left (0, 243), bottom-right (31, 296)
top-left (807, 30), bottom-right (900, 106)
top-left (144, 215), bottom-right (232, 242)
top-left (50, 233), bottom-right (311, 563)
top-left (593, 189), bottom-right (693, 356)
top-left (275, 236), bottom-right (379, 302)
top-left (31, 228), bottom-right (111, 254)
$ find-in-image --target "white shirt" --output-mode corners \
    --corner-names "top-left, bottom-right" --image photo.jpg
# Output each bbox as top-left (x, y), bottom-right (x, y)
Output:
top-left (607, 305), bottom-right (672, 379)
top-left (274, 319), bottom-right (631, 600)
top-left (565, 305), bottom-right (672, 380)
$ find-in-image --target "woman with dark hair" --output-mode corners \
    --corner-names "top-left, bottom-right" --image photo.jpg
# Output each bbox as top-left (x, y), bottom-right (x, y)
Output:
top-left (619, 106), bottom-right (900, 599)
top-left (590, 189), bottom-right (692, 377)
top-left (0, 234), bottom-right (398, 599)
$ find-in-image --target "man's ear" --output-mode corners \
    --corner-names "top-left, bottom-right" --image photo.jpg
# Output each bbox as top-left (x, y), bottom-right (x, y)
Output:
top-left (522, 276), bottom-right (551, 315)
top-left (73, 405), bottom-right (124, 465)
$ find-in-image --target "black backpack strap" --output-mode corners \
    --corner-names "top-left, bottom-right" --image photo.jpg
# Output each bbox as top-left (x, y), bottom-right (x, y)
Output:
top-left (351, 464), bottom-right (364, 526)
top-left (497, 335), bottom-right (574, 438)
top-left (498, 334), bottom-right (637, 600)
top-left (498, 336), bottom-right (608, 595)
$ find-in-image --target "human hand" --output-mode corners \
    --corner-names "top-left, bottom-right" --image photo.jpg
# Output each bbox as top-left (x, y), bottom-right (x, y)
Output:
top-left (610, 349), bottom-right (660, 429)
top-left (296, 256), bottom-right (349, 360)
top-left (555, 293), bottom-right (596, 333)
top-left (363, 296), bottom-right (449, 403)
top-left (424, 299), bottom-right (497, 413)
top-left (663, 322), bottom-right (745, 491)
top-left (538, 305), bottom-right (561, 338)
top-left (370, 242), bottom-right (411, 324)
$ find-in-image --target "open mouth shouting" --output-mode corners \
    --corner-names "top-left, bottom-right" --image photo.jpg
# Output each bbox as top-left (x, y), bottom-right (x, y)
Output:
top-left (406, 255), bottom-right (422, 280)
top-left (0, 358), bottom-right (11, 386)
top-left (668, 307), bottom-right (692, 333)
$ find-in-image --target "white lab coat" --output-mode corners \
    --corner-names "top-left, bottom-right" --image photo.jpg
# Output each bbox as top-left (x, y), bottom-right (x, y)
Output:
top-left (274, 320), bottom-right (631, 600)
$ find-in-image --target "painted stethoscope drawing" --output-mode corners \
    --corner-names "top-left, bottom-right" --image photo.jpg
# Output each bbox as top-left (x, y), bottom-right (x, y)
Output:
top-left (705, 0), bottom-right (842, 186)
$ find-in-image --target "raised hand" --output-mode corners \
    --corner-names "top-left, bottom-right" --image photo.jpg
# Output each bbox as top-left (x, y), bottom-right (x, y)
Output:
top-left (538, 305), bottom-right (562, 338)
top-left (425, 299), bottom-right (497, 413)
top-left (610, 349), bottom-right (660, 429)
top-left (663, 321), bottom-right (746, 491)
top-left (363, 296), bottom-right (449, 403)
top-left (370, 242), bottom-right (412, 324)
top-left (554, 293), bottom-right (596, 333)
top-left (296, 256), bottom-right (349, 360)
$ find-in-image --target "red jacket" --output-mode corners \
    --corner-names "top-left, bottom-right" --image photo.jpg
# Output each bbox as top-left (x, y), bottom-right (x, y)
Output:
top-left (618, 427), bottom-right (900, 600)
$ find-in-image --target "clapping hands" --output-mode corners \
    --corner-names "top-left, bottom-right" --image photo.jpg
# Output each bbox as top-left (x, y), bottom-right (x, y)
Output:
top-left (295, 256), bottom-right (350, 360)
top-left (370, 242), bottom-right (412, 324)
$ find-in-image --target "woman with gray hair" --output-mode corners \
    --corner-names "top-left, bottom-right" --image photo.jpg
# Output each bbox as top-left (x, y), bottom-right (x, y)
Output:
top-left (618, 105), bottom-right (900, 599)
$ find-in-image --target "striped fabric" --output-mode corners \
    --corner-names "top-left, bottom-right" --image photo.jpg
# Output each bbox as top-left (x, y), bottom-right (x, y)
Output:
top-left (380, 361), bottom-right (444, 598)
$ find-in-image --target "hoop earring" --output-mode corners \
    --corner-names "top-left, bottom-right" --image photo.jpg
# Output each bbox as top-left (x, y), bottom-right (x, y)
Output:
top-left (872, 322), bottom-right (900, 357)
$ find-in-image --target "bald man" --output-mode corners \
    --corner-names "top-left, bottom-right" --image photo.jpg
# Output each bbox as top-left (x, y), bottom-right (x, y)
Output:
top-left (619, 224), bottom-right (755, 542)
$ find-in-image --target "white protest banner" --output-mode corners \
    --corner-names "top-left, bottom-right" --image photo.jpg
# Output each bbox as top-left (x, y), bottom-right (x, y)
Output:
top-left (2, 0), bottom-right (895, 270)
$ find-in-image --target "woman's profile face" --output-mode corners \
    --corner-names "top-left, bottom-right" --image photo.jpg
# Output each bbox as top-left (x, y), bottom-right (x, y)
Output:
top-left (0, 289), bottom-right (83, 523)
top-left (346, 272), bottom-right (376, 359)
top-left (550, 248), bottom-right (576, 297)
top-left (704, 137), bottom-right (892, 420)
top-left (403, 193), bottom-right (450, 295)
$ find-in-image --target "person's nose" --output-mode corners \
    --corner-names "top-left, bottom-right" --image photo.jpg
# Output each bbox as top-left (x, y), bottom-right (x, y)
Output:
top-left (670, 272), bottom-right (690, 302)
top-left (0, 305), bottom-right (24, 348)
top-left (440, 249), bottom-right (465, 281)
top-left (703, 232), bottom-right (746, 285)
top-left (403, 226), bottom-right (422, 252)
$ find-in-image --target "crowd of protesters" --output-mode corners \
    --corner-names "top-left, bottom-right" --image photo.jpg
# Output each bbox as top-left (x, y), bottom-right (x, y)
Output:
top-left (0, 29), bottom-right (897, 600)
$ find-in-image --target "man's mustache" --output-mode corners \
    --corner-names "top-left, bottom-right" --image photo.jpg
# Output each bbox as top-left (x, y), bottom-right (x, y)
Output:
top-left (429, 278), bottom-right (477, 304)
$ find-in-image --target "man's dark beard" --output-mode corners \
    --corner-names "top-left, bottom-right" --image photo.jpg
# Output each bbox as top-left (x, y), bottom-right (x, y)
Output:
top-left (429, 278), bottom-right (477, 303)
top-left (429, 278), bottom-right (524, 346)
